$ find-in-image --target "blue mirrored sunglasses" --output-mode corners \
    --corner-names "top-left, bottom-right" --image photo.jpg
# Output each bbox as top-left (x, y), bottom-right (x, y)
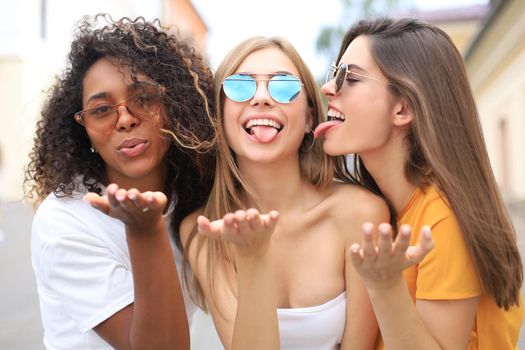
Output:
top-left (222, 73), bottom-right (302, 103)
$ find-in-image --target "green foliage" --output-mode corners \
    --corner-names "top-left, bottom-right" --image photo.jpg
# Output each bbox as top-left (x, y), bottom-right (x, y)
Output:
top-left (316, 0), bottom-right (405, 64)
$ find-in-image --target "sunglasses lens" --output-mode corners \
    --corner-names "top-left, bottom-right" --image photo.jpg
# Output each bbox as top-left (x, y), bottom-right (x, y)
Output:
top-left (223, 74), bottom-right (256, 102)
top-left (335, 64), bottom-right (347, 93)
top-left (325, 65), bottom-right (337, 84)
top-left (268, 75), bottom-right (302, 103)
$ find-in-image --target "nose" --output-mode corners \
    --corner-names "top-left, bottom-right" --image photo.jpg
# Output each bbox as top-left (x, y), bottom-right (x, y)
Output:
top-left (250, 80), bottom-right (274, 107)
top-left (321, 79), bottom-right (337, 98)
top-left (115, 105), bottom-right (141, 131)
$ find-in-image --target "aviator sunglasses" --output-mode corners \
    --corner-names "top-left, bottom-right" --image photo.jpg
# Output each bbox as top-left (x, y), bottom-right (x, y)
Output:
top-left (222, 73), bottom-right (303, 103)
top-left (326, 62), bottom-right (384, 94)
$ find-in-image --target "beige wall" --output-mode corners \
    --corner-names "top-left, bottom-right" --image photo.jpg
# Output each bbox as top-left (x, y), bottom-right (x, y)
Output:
top-left (0, 55), bottom-right (51, 201)
top-left (436, 20), bottom-right (481, 55)
top-left (466, 0), bottom-right (525, 201)
top-left (163, 0), bottom-right (207, 51)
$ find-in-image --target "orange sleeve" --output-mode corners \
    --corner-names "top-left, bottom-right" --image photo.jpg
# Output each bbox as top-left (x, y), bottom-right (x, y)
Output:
top-left (415, 211), bottom-right (482, 300)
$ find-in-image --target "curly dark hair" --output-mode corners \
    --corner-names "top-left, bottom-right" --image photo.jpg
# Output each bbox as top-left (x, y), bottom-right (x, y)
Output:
top-left (24, 14), bottom-right (217, 248)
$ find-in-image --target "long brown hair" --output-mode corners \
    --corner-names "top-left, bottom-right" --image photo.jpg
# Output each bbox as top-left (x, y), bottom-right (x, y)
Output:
top-left (337, 18), bottom-right (522, 309)
top-left (184, 36), bottom-right (351, 310)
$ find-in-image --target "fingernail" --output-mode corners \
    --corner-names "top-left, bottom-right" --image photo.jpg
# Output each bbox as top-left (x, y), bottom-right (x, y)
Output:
top-left (379, 224), bottom-right (389, 235)
top-left (351, 244), bottom-right (360, 253)
top-left (363, 223), bottom-right (373, 235)
top-left (401, 225), bottom-right (411, 236)
top-left (422, 226), bottom-right (432, 239)
top-left (129, 193), bottom-right (137, 200)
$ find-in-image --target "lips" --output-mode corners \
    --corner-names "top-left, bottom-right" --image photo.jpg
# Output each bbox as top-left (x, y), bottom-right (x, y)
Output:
top-left (242, 115), bottom-right (283, 144)
top-left (314, 106), bottom-right (345, 139)
top-left (117, 138), bottom-right (149, 157)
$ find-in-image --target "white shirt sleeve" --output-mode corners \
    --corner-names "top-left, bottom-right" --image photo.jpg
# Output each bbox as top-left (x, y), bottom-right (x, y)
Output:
top-left (39, 232), bottom-right (134, 332)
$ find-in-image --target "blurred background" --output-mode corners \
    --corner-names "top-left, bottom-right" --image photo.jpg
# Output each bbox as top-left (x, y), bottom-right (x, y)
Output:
top-left (0, 0), bottom-right (524, 348)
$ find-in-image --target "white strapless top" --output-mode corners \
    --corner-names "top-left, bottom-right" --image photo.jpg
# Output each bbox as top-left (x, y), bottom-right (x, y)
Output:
top-left (277, 292), bottom-right (346, 350)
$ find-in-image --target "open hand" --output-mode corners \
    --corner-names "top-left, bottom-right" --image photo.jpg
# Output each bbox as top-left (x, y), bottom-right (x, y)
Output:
top-left (349, 223), bottom-right (434, 288)
top-left (197, 209), bottom-right (279, 256)
top-left (84, 183), bottom-right (167, 228)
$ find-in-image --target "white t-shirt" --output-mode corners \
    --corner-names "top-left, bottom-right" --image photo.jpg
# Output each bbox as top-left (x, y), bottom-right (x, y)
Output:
top-left (31, 189), bottom-right (197, 350)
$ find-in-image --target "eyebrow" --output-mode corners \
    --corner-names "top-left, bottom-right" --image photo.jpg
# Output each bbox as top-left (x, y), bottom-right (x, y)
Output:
top-left (85, 92), bottom-right (110, 106)
top-left (345, 63), bottom-right (367, 73)
top-left (85, 82), bottom-right (151, 105)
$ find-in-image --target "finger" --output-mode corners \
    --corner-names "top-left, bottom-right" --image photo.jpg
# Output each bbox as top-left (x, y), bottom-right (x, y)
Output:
top-left (234, 210), bottom-right (250, 234)
top-left (148, 191), bottom-right (167, 212)
top-left (361, 223), bottom-right (377, 261)
top-left (405, 226), bottom-right (434, 263)
top-left (419, 226), bottom-right (434, 252)
top-left (127, 188), bottom-right (148, 212)
top-left (197, 215), bottom-right (220, 238)
top-left (246, 208), bottom-right (262, 231)
top-left (106, 184), bottom-right (120, 208)
top-left (221, 213), bottom-right (238, 238)
top-left (84, 193), bottom-right (110, 214)
top-left (115, 189), bottom-right (133, 211)
top-left (264, 210), bottom-right (279, 230)
top-left (349, 243), bottom-right (363, 267)
top-left (141, 191), bottom-right (157, 212)
top-left (392, 224), bottom-right (411, 256)
top-left (377, 223), bottom-right (393, 257)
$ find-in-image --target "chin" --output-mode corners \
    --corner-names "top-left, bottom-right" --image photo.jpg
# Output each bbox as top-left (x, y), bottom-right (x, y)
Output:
top-left (321, 141), bottom-right (347, 157)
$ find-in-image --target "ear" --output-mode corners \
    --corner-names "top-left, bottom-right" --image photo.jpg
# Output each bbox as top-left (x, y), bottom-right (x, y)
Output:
top-left (392, 97), bottom-right (413, 127)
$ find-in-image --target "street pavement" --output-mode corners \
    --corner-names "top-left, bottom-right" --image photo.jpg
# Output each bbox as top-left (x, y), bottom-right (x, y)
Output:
top-left (1, 200), bottom-right (524, 349)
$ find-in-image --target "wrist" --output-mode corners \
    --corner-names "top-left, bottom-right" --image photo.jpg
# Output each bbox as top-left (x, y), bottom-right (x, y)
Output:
top-left (125, 216), bottom-right (166, 237)
top-left (363, 273), bottom-right (406, 293)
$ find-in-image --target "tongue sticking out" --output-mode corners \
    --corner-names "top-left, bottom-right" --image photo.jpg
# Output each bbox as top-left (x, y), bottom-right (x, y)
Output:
top-left (251, 126), bottom-right (279, 143)
top-left (314, 120), bottom-right (342, 139)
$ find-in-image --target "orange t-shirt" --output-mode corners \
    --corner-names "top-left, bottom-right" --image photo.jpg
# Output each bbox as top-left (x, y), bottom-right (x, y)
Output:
top-left (377, 185), bottom-right (523, 349)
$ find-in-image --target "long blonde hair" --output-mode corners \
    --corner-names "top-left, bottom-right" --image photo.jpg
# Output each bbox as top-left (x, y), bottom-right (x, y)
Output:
top-left (184, 37), bottom-right (350, 309)
top-left (338, 18), bottom-right (522, 309)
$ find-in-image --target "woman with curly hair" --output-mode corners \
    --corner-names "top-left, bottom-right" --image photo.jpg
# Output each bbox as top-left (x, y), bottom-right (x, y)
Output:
top-left (25, 15), bottom-right (216, 349)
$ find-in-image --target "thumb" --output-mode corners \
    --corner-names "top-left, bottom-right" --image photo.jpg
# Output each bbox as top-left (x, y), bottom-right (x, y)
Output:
top-left (84, 193), bottom-right (110, 215)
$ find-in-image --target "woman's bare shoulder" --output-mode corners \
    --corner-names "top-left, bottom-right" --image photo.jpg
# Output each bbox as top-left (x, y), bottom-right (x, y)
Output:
top-left (328, 182), bottom-right (390, 224)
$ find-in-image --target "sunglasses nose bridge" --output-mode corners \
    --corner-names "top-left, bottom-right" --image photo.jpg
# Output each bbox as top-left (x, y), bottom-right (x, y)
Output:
top-left (250, 79), bottom-right (274, 105)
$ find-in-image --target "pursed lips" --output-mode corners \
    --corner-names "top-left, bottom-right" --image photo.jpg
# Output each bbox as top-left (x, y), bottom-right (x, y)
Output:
top-left (117, 137), bottom-right (148, 150)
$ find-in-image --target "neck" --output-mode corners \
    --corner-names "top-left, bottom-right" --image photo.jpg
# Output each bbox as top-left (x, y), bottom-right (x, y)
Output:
top-left (359, 132), bottom-right (417, 215)
top-left (106, 163), bottom-right (167, 193)
top-left (237, 155), bottom-right (313, 213)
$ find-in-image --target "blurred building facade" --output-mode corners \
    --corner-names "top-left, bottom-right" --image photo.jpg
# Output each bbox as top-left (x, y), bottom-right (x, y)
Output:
top-left (464, 0), bottom-right (525, 203)
top-left (0, 0), bottom-right (207, 201)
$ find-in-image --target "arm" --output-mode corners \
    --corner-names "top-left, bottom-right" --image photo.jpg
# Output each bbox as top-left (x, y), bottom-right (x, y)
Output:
top-left (341, 263), bottom-right (379, 350)
top-left (86, 184), bottom-right (189, 350)
top-left (350, 223), bottom-right (478, 350)
top-left (196, 209), bottom-right (280, 350)
top-left (339, 190), bottom-right (386, 350)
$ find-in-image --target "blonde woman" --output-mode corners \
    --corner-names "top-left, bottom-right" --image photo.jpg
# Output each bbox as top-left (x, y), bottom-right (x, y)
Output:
top-left (316, 18), bottom-right (523, 349)
top-left (181, 37), bottom-right (388, 350)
